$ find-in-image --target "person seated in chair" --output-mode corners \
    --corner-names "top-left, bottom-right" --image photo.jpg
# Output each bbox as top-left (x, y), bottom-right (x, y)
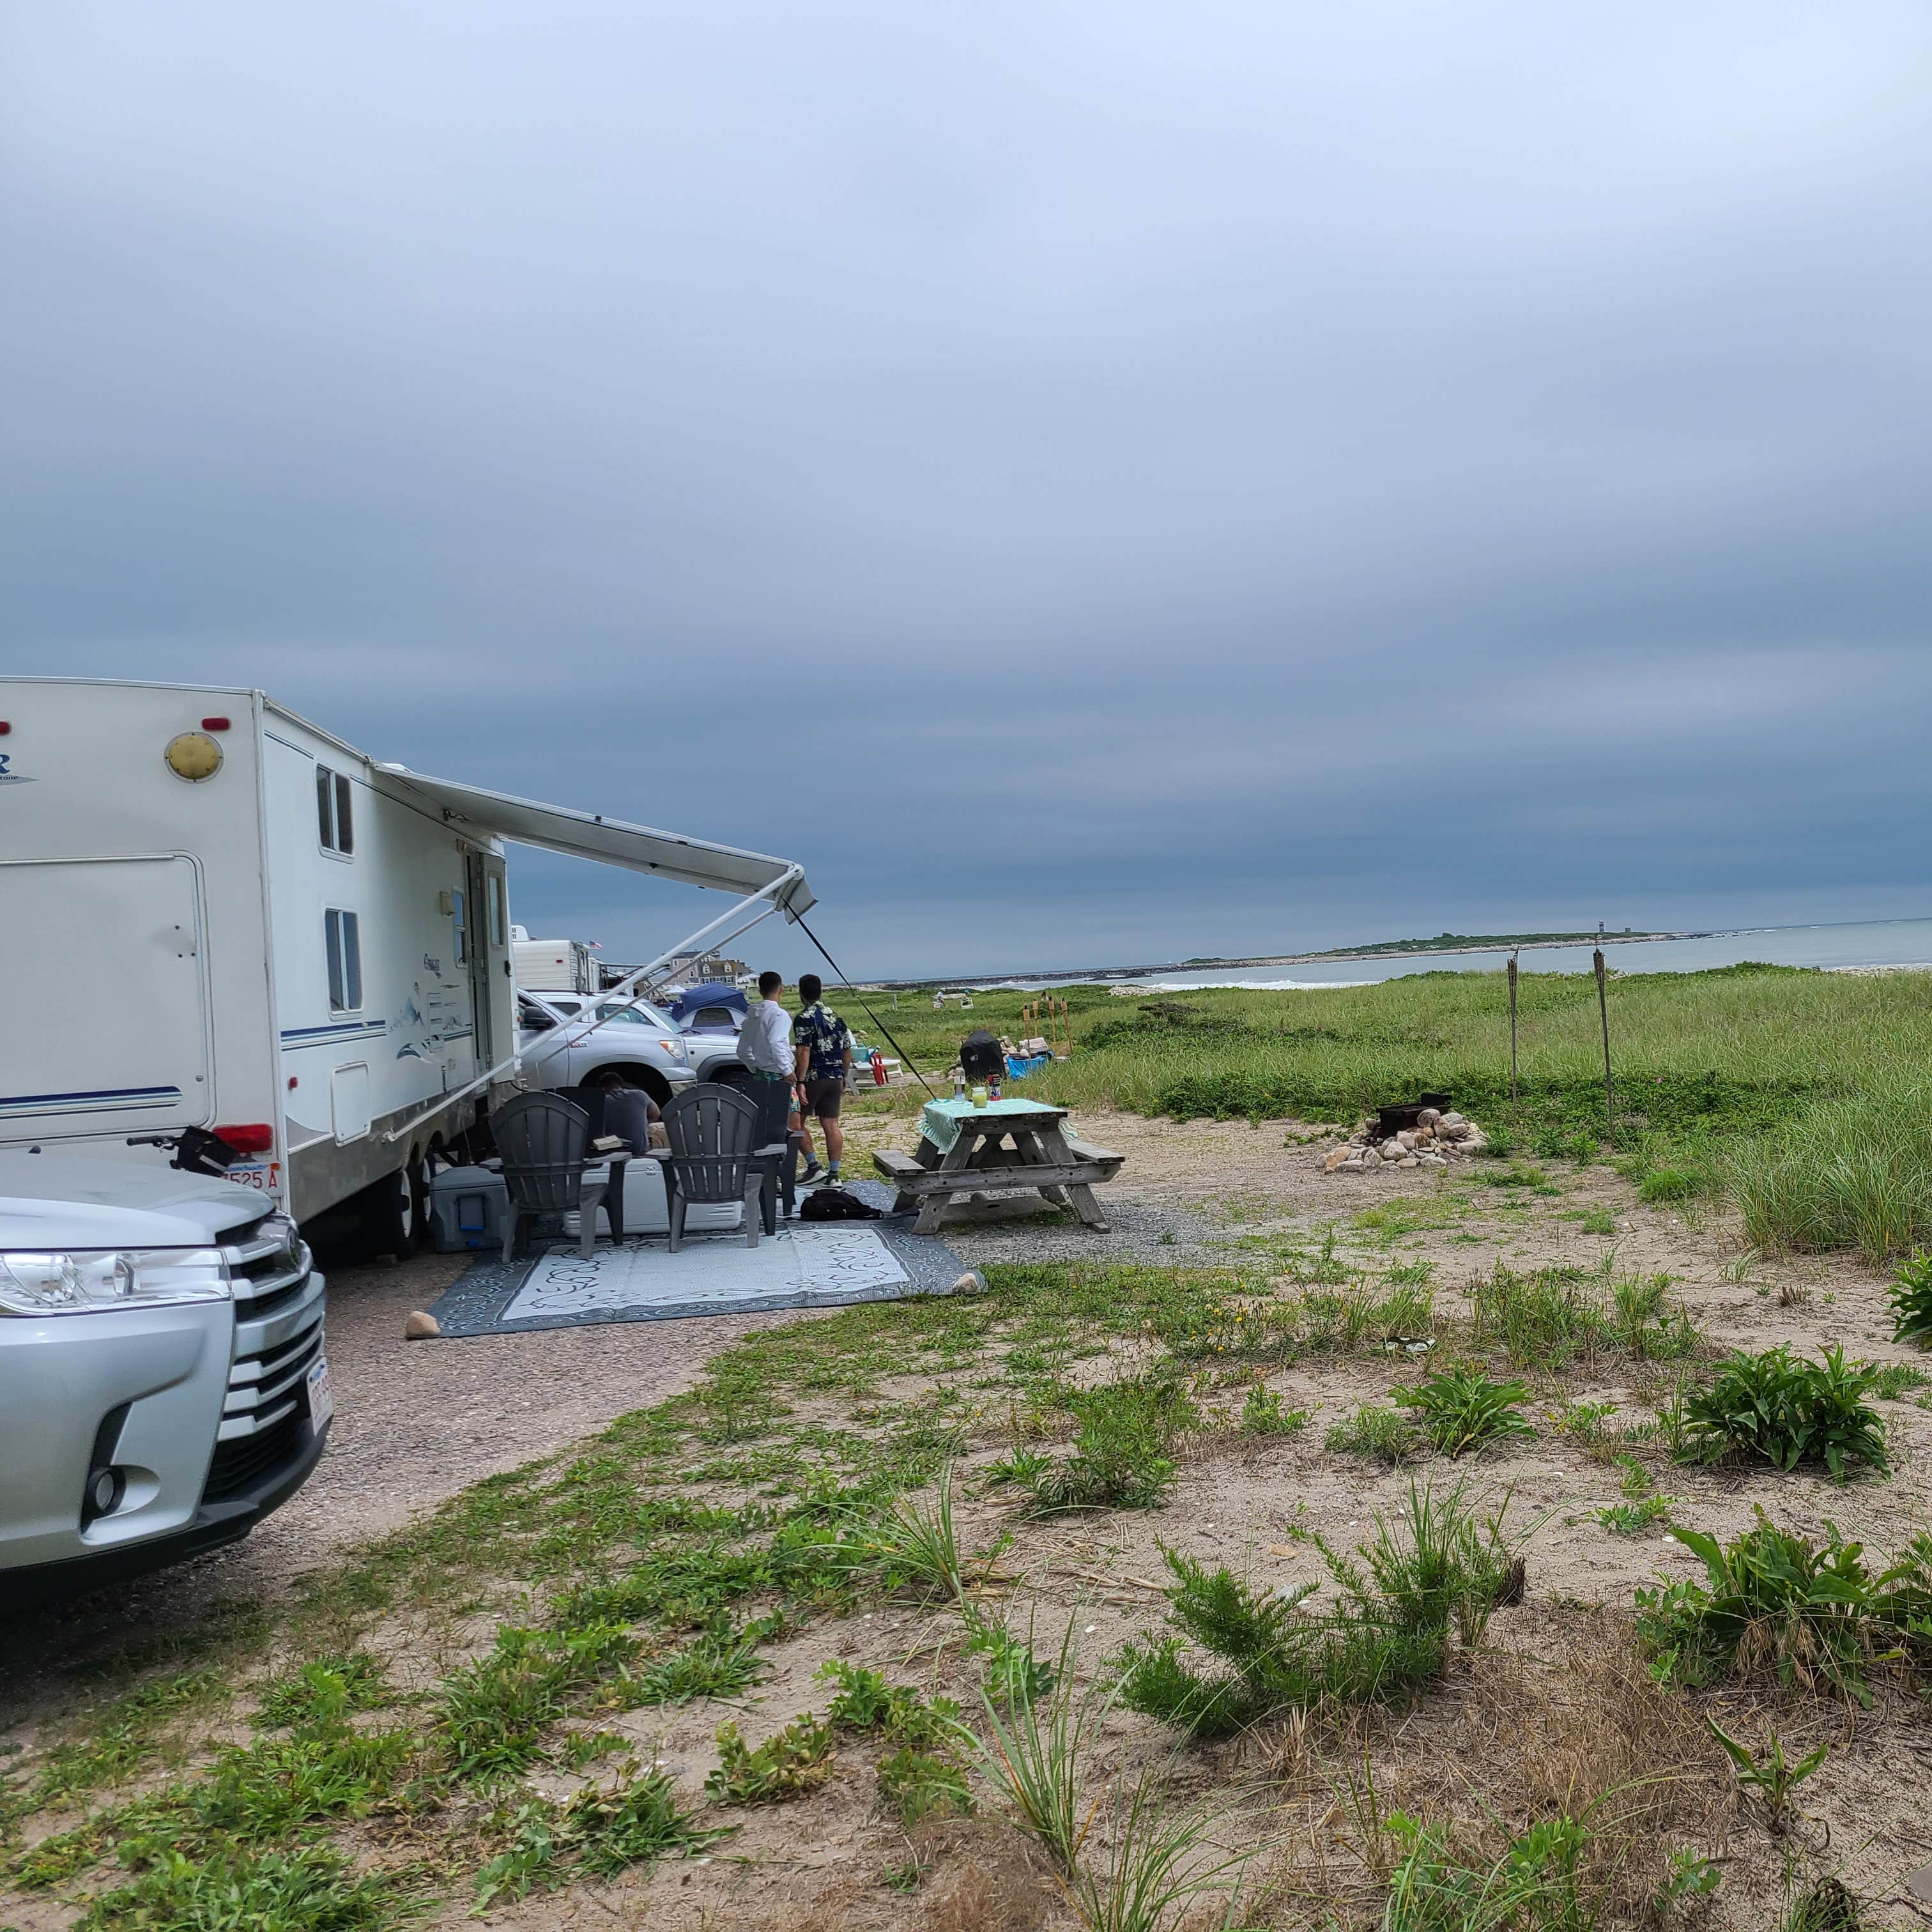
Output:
top-left (593, 1069), bottom-right (666, 1153)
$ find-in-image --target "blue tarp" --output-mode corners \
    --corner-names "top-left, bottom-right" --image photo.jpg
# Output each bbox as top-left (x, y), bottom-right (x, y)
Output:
top-left (670, 983), bottom-right (750, 1029)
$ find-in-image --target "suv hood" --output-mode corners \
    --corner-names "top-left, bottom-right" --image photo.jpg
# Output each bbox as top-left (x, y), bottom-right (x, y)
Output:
top-left (0, 1152), bottom-right (269, 1250)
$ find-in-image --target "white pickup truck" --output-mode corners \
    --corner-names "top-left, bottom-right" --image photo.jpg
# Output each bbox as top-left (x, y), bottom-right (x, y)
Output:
top-left (0, 1152), bottom-right (329, 1593)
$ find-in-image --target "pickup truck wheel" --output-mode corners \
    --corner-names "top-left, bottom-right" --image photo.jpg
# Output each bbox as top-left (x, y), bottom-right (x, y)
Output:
top-left (357, 1161), bottom-right (425, 1257)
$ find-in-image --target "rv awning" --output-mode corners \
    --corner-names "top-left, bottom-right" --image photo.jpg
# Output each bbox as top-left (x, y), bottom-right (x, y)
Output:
top-left (371, 765), bottom-right (814, 917)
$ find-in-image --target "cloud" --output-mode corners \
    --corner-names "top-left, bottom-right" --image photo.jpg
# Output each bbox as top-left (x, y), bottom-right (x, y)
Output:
top-left (3, 2), bottom-right (1931, 974)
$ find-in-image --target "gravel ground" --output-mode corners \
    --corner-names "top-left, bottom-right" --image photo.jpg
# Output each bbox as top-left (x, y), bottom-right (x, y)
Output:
top-left (4, 1110), bottom-right (1305, 1678)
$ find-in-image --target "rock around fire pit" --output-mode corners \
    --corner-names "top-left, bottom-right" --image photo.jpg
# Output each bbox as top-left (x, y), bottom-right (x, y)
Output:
top-left (1324, 1105), bottom-right (1487, 1174)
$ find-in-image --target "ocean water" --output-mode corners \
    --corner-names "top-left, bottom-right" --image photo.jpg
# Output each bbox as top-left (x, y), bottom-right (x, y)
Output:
top-left (988, 918), bottom-right (1932, 993)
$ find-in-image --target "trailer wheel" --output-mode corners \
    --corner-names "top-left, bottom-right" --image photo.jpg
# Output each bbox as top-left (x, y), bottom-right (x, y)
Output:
top-left (357, 1160), bottom-right (425, 1257)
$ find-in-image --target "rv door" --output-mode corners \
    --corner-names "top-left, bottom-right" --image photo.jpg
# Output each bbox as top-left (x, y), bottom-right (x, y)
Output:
top-left (464, 850), bottom-right (508, 1071)
top-left (1, 856), bottom-right (213, 1140)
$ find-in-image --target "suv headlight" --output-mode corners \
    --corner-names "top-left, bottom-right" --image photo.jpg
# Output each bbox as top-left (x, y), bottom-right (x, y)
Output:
top-left (0, 1249), bottom-right (233, 1316)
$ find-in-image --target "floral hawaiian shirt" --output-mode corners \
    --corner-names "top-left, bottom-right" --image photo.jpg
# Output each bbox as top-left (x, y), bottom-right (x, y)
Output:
top-left (793, 1000), bottom-right (852, 1082)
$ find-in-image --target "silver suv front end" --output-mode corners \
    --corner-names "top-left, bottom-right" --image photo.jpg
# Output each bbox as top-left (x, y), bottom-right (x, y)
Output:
top-left (0, 1211), bottom-right (329, 1590)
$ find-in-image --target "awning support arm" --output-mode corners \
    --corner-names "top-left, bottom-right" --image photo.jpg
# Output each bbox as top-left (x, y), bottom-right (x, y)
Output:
top-left (382, 866), bottom-right (804, 1148)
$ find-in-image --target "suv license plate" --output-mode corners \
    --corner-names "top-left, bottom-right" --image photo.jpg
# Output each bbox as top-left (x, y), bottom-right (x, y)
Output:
top-left (305, 1358), bottom-right (334, 1430)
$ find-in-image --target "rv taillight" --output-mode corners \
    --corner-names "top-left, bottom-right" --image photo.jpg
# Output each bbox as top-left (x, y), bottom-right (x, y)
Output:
top-left (213, 1123), bottom-right (274, 1154)
top-left (201, 716), bottom-right (231, 731)
top-left (0, 721), bottom-right (10, 734)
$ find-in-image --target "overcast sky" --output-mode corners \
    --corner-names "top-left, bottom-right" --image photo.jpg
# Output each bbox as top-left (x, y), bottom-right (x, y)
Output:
top-left (4, 4), bottom-right (1930, 977)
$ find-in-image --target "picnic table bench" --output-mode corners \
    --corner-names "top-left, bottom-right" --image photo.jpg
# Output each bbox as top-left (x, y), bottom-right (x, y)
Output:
top-left (875, 1098), bottom-right (1124, 1235)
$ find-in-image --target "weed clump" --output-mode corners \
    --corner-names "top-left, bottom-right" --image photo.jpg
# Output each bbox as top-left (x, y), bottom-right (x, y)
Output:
top-left (251, 1653), bottom-right (391, 1731)
top-left (1394, 1364), bottom-right (1535, 1457)
top-left (707, 1715), bottom-right (837, 1804)
top-left (1118, 1479), bottom-right (1524, 1736)
top-left (816, 1661), bottom-right (972, 1824)
top-left (1238, 1383), bottom-right (1309, 1436)
top-left (1324, 1402), bottom-right (1424, 1464)
top-left (1025, 1374), bottom-right (1199, 1512)
top-left (633, 1614), bottom-right (777, 1705)
top-left (1635, 1510), bottom-right (1932, 1705)
top-left (1677, 1346), bottom-right (1887, 1478)
top-left (79, 1843), bottom-right (418, 1932)
top-left (438, 1623), bottom-right (637, 1777)
top-left (1383, 1811), bottom-right (1592, 1931)
top-left (1891, 1247), bottom-right (1932, 1347)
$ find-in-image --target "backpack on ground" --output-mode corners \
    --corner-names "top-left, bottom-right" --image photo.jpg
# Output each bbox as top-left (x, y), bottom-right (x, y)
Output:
top-left (799, 1186), bottom-right (884, 1222)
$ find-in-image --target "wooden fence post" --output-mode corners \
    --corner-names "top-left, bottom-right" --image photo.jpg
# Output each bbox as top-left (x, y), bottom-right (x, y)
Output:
top-left (1594, 948), bottom-right (1614, 1143)
top-left (1507, 951), bottom-right (1519, 1114)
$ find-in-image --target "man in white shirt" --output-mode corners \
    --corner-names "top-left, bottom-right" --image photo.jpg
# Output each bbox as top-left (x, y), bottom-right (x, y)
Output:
top-left (737, 970), bottom-right (820, 1181)
top-left (737, 970), bottom-right (794, 1077)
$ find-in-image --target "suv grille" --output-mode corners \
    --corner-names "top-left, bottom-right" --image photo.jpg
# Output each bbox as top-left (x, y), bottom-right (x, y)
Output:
top-left (203, 1214), bottom-right (325, 1507)
top-left (225, 1222), bottom-right (314, 1322)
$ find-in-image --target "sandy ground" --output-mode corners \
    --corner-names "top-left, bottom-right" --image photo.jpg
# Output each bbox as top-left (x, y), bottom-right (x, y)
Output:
top-left (9, 1107), bottom-right (1926, 1669)
top-left (10, 1110), bottom-right (1932, 1928)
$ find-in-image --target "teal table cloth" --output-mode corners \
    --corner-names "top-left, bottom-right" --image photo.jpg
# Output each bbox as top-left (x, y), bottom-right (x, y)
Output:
top-left (919, 1096), bottom-right (1064, 1156)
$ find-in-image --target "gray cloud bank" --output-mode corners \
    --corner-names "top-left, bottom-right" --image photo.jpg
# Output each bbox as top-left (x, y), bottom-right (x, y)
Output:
top-left (4, 3), bottom-right (1930, 976)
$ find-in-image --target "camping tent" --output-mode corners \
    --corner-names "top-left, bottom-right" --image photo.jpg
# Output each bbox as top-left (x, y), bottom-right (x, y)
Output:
top-left (671, 983), bottom-right (750, 1031)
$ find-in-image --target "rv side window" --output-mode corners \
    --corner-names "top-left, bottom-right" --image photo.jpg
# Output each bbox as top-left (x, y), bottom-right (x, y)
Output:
top-left (317, 765), bottom-right (355, 855)
top-left (326, 909), bottom-right (363, 1011)
top-left (487, 875), bottom-right (505, 947)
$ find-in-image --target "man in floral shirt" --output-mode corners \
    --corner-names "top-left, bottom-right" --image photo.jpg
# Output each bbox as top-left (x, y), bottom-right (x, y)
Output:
top-left (792, 972), bottom-right (854, 1183)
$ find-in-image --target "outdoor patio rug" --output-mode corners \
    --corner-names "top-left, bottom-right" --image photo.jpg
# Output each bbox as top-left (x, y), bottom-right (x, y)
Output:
top-left (425, 1180), bottom-right (982, 1335)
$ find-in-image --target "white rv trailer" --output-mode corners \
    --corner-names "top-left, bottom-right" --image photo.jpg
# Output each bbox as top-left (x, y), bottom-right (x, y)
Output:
top-left (512, 936), bottom-right (599, 993)
top-left (0, 678), bottom-right (813, 1236)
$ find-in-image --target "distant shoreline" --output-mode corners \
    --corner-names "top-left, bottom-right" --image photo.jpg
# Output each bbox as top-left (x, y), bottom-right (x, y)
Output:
top-left (878, 928), bottom-right (1701, 990)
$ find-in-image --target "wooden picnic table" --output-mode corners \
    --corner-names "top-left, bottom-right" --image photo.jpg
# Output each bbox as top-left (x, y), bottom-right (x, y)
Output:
top-left (873, 1098), bottom-right (1124, 1236)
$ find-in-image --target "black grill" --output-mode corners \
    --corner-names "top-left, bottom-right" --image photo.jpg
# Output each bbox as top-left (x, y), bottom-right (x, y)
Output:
top-left (229, 1240), bottom-right (312, 1323)
top-left (202, 1408), bottom-right (307, 1503)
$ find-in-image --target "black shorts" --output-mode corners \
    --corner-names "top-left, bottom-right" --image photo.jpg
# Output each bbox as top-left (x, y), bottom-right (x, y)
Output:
top-left (803, 1077), bottom-right (844, 1120)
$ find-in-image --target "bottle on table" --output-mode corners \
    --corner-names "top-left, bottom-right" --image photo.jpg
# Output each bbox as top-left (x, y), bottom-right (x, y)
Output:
top-left (953, 1068), bottom-right (966, 1102)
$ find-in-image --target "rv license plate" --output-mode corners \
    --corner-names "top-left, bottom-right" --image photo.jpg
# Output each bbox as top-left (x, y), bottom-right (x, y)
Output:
top-left (225, 1161), bottom-right (281, 1192)
top-left (305, 1358), bottom-right (334, 1430)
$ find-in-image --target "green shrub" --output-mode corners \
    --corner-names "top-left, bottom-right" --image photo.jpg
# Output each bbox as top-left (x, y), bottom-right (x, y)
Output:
top-left (1324, 1402), bottom-right (1424, 1464)
top-left (1678, 1346), bottom-right (1887, 1478)
top-left (706, 1715), bottom-right (836, 1804)
top-left (1238, 1383), bottom-right (1310, 1436)
top-left (1891, 1248), bottom-right (1932, 1347)
top-left (566, 1768), bottom-right (731, 1877)
top-left (1470, 1266), bottom-right (1608, 1369)
top-left (1118, 1480), bottom-right (1521, 1736)
top-left (1117, 1561), bottom-right (1440, 1737)
top-left (876, 1745), bottom-right (972, 1826)
top-left (1635, 1512), bottom-right (1891, 1704)
top-left (1025, 1375), bottom-right (1198, 1512)
top-left (1866, 1361), bottom-right (1932, 1401)
top-left (633, 1616), bottom-right (776, 1705)
top-left (1394, 1365), bottom-right (1535, 1457)
top-left (1639, 1167), bottom-right (1698, 1203)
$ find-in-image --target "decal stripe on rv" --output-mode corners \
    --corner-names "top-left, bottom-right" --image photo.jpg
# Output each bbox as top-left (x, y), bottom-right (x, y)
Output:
top-left (0, 1085), bottom-right (184, 1117)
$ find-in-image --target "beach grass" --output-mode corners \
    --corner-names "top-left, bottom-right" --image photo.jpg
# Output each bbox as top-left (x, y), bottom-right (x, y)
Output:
top-left (831, 964), bottom-right (1932, 1258)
